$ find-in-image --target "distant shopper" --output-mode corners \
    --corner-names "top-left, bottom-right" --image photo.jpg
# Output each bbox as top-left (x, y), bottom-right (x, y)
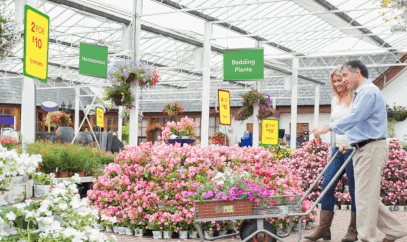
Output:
top-left (311, 60), bottom-right (407, 242)
top-left (305, 66), bottom-right (357, 242)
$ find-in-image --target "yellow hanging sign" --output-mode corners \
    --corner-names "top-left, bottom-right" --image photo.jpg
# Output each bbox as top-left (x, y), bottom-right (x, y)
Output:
top-left (24, 5), bottom-right (50, 82)
top-left (261, 119), bottom-right (279, 145)
top-left (96, 107), bottom-right (104, 128)
top-left (218, 89), bottom-right (231, 126)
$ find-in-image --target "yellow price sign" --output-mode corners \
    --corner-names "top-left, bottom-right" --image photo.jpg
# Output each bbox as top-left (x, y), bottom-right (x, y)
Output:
top-left (96, 107), bottom-right (104, 128)
top-left (24, 5), bottom-right (49, 82)
top-left (218, 89), bottom-right (231, 126)
top-left (261, 119), bottom-right (279, 146)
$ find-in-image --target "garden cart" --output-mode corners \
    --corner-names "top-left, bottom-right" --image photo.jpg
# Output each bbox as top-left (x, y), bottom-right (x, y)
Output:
top-left (194, 146), bottom-right (357, 242)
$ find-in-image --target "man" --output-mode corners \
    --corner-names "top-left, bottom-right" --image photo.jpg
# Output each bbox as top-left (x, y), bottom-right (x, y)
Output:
top-left (311, 60), bottom-right (407, 242)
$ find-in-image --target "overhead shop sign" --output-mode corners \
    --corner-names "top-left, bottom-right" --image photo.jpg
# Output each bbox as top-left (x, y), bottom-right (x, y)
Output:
top-left (223, 48), bottom-right (264, 81)
top-left (261, 119), bottom-right (279, 146)
top-left (218, 89), bottom-right (231, 126)
top-left (24, 5), bottom-right (50, 83)
top-left (79, 43), bottom-right (108, 78)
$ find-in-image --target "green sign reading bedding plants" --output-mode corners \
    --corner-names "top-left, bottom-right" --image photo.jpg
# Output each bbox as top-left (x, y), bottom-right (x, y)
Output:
top-left (79, 43), bottom-right (108, 78)
top-left (223, 48), bottom-right (264, 81)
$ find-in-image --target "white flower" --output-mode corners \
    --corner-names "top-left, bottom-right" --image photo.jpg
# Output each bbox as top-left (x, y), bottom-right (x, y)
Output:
top-left (5, 211), bottom-right (16, 221)
top-left (59, 202), bottom-right (68, 211)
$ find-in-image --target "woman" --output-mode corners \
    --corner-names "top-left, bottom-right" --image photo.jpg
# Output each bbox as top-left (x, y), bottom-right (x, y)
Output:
top-left (305, 66), bottom-right (357, 242)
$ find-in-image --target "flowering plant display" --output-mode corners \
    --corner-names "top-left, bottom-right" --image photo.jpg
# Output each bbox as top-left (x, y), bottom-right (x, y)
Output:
top-left (107, 59), bottom-right (160, 88)
top-left (209, 132), bottom-right (229, 146)
top-left (45, 110), bottom-right (72, 128)
top-left (387, 104), bottom-right (407, 122)
top-left (161, 116), bottom-right (198, 140)
top-left (183, 171), bottom-right (274, 202)
top-left (0, 136), bottom-right (19, 150)
top-left (163, 102), bottom-right (185, 116)
top-left (2, 175), bottom-right (118, 241)
top-left (0, 2), bottom-right (22, 60)
top-left (374, 0), bottom-right (407, 24)
top-left (235, 90), bottom-right (279, 121)
top-left (0, 144), bottom-right (42, 190)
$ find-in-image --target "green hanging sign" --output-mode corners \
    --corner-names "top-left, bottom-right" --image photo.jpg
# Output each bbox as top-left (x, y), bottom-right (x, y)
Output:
top-left (79, 43), bottom-right (108, 78)
top-left (223, 48), bottom-right (264, 81)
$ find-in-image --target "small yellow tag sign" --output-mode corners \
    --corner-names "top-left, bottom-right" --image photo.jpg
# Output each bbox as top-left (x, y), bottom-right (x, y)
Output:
top-left (24, 5), bottom-right (49, 82)
top-left (218, 90), bottom-right (231, 126)
top-left (96, 107), bottom-right (104, 128)
top-left (261, 119), bottom-right (279, 145)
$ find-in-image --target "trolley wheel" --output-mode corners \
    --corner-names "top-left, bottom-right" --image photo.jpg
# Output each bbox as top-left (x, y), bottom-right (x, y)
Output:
top-left (239, 220), bottom-right (251, 238)
top-left (241, 219), bottom-right (277, 242)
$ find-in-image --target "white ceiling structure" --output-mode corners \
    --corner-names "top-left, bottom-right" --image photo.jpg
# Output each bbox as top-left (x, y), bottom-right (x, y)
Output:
top-left (1, 0), bottom-right (407, 104)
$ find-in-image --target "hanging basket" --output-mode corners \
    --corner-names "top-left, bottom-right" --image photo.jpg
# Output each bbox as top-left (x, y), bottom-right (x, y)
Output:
top-left (167, 110), bottom-right (177, 116)
top-left (124, 73), bottom-right (136, 84)
top-left (113, 95), bottom-right (123, 106)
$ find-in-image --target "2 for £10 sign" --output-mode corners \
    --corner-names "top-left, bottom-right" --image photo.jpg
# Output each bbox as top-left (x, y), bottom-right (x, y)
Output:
top-left (24, 5), bottom-right (49, 82)
top-left (261, 119), bottom-right (279, 145)
top-left (218, 90), bottom-right (231, 126)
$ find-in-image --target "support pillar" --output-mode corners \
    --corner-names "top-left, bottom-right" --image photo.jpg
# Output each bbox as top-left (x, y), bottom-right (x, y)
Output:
top-left (201, 22), bottom-right (212, 147)
top-left (21, 77), bottom-right (36, 152)
top-left (129, 0), bottom-right (141, 147)
top-left (312, 85), bottom-right (320, 141)
top-left (75, 87), bottom-right (80, 135)
top-left (118, 106), bottom-right (123, 141)
top-left (290, 57), bottom-right (299, 150)
top-left (252, 81), bottom-right (260, 148)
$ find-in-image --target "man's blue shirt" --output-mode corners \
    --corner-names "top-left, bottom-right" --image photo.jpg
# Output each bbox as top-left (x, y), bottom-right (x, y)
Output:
top-left (329, 79), bottom-right (387, 145)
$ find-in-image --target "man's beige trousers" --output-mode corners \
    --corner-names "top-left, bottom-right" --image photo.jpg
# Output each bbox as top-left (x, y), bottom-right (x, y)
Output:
top-left (353, 139), bottom-right (407, 242)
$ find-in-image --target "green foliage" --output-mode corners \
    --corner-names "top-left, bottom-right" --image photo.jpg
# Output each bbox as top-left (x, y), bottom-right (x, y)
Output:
top-left (401, 142), bottom-right (407, 152)
top-left (103, 82), bottom-right (134, 109)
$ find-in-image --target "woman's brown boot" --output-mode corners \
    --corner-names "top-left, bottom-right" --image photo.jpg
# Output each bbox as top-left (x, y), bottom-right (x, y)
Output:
top-left (304, 210), bottom-right (335, 241)
top-left (342, 211), bottom-right (358, 242)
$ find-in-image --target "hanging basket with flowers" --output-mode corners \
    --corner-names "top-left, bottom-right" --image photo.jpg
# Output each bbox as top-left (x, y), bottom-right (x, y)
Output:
top-left (163, 102), bottom-right (184, 116)
top-left (45, 111), bottom-right (72, 128)
top-left (103, 82), bottom-right (135, 108)
top-left (209, 132), bottom-right (229, 146)
top-left (374, 0), bottom-right (407, 24)
top-left (0, 3), bottom-right (22, 61)
top-left (108, 59), bottom-right (160, 88)
top-left (234, 90), bottom-right (279, 121)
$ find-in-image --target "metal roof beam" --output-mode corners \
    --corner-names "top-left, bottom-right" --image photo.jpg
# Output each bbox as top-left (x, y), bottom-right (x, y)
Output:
top-left (150, 0), bottom-right (296, 53)
top-left (312, 0), bottom-right (395, 50)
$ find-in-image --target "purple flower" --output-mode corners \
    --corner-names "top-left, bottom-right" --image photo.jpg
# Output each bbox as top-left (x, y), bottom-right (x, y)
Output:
top-left (204, 192), bottom-right (211, 199)
top-left (182, 191), bottom-right (190, 197)
top-left (229, 195), bottom-right (235, 201)
top-left (244, 180), bottom-right (250, 185)
top-left (222, 195), bottom-right (228, 200)
top-left (215, 192), bottom-right (222, 199)
top-left (249, 195), bottom-right (255, 201)
top-left (193, 183), bottom-right (201, 187)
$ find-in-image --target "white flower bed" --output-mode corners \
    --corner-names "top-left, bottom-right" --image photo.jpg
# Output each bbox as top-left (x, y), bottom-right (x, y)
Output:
top-left (0, 144), bottom-right (117, 241)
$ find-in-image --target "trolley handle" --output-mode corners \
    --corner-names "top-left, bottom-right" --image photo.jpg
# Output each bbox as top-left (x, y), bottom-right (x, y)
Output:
top-left (292, 146), bottom-right (357, 216)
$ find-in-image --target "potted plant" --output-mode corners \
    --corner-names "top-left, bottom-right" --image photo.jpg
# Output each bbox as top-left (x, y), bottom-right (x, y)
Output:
top-left (210, 132), bottom-right (229, 146)
top-left (179, 117), bottom-right (198, 139)
top-left (30, 172), bottom-right (54, 198)
top-left (340, 193), bottom-right (349, 210)
top-left (103, 83), bottom-right (134, 107)
top-left (202, 222), bottom-right (215, 238)
top-left (219, 220), bottom-right (230, 236)
top-left (149, 214), bottom-right (163, 239)
top-left (177, 221), bottom-right (189, 239)
top-left (163, 102), bottom-right (184, 117)
top-left (188, 223), bottom-right (198, 239)
top-left (0, 136), bottom-right (19, 151)
top-left (45, 110), bottom-right (72, 129)
top-left (0, 2), bottom-right (22, 61)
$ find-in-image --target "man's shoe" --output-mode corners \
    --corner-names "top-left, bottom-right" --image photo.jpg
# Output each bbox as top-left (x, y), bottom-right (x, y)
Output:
top-left (342, 211), bottom-right (358, 242)
top-left (304, 210), bottom-right (335, 241)
top-left (382, 239), bottom-right (395, 242)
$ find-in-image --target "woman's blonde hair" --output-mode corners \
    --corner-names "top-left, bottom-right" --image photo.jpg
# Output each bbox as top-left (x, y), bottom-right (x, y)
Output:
top-left (330, 66), bottom-right (354, 108)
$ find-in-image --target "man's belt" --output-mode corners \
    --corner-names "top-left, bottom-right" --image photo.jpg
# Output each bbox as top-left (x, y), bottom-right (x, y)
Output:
top-left (350, 138), bottom-right (386, 149)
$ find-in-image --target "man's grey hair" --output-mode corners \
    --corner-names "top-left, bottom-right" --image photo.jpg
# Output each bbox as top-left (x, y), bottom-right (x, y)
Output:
top-left (340, 60), bottom-right (369, 79)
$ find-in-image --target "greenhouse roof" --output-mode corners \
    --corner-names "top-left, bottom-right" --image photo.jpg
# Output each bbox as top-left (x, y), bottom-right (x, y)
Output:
top-left (1, 0), bottom-right (407, 104)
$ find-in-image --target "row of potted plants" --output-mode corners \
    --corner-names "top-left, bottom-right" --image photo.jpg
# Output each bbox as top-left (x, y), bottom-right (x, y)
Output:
top-left (161, 116), bottom-right (198, 140)
top-left (86, 137), bottom-right (407, 233)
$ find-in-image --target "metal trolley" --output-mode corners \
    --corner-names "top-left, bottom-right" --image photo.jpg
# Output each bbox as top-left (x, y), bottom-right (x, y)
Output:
top-left (194, 147), bottom-right (357, 242)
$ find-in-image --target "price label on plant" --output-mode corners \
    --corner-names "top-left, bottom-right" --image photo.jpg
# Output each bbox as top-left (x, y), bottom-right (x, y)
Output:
top-left (218, 89), bottom-right (231, 126)
top-left (96, 107), bottom-right (104, 128)
top-left (261, 119), bottom-right (279, 146)
top-left (23, 5), bottom-right (49, 83)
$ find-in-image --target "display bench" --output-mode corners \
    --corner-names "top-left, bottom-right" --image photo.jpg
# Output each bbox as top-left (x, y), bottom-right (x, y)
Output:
top-left (55, 176), bottom-right (95, 183)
